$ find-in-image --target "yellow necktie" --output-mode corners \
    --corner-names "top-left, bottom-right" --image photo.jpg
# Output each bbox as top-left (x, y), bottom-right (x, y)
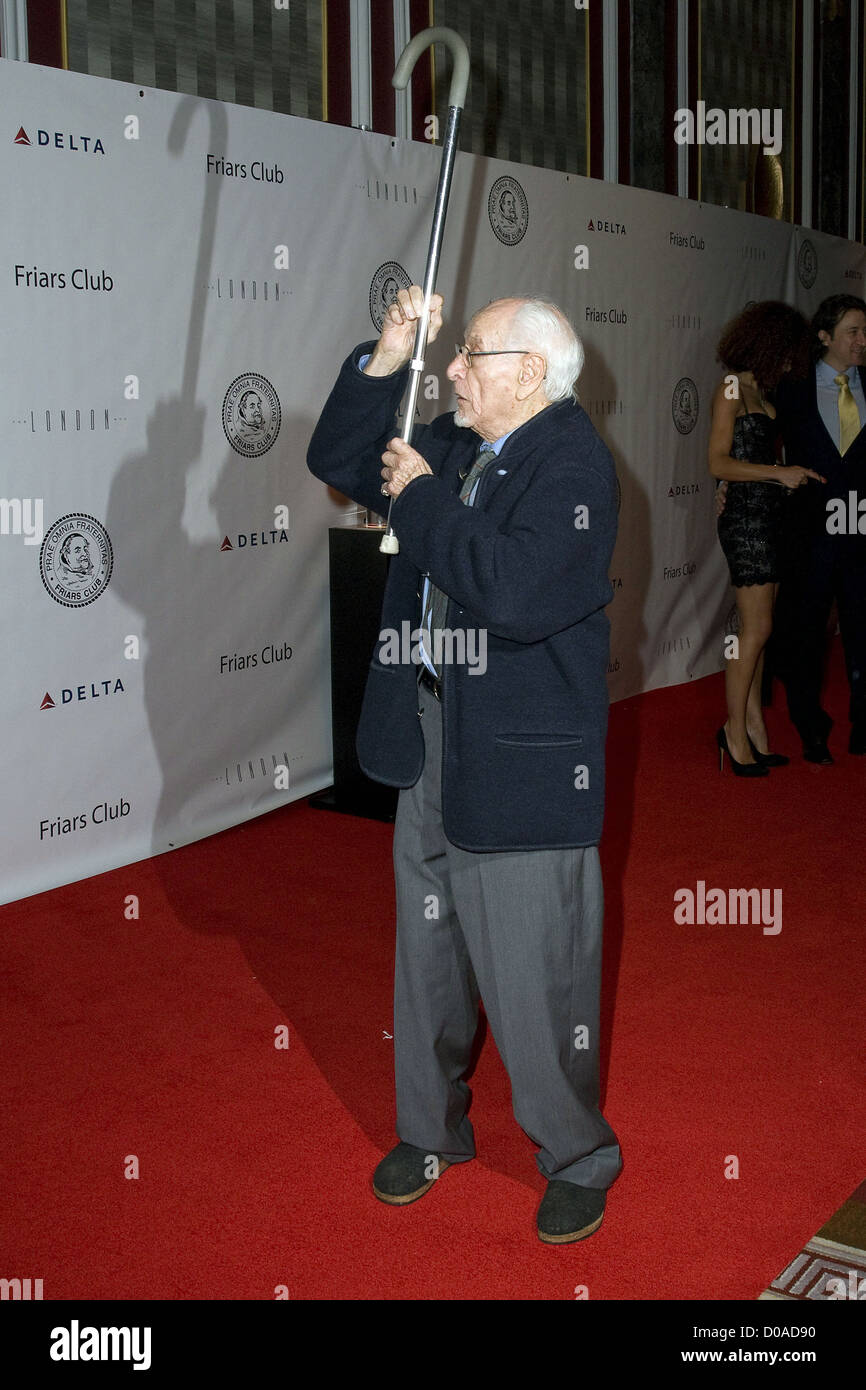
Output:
top-left (834, 373), bottom-right (860, 455)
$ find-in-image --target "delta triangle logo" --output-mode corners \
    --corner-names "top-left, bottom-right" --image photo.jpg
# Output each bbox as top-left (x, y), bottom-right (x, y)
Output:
top-left (587, 219), bottom-right (595, 230)
top-left (220, 536), bottom-right (233, 551)
top-left (14, 127), bottom-right (31, 145)
top-left (40, 692), bottom-right (55, 710)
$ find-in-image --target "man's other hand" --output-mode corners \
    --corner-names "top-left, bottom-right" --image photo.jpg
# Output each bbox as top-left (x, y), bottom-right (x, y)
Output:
top-left (381, 436), bottom-right (434, 498)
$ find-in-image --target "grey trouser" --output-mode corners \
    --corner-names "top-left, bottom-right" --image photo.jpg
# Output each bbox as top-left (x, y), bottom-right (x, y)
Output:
top-left (392, 680), bottom-right (622, 1189)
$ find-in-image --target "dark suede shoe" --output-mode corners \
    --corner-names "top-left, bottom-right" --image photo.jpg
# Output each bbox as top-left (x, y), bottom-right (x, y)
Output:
top-left (537, 1180), bottom-right (606, 1244)
top-left (372, 1142), bottom-right (451, 1206)
top-left (849, 724), bottom-right (866, 755)
top-left (803, 738), bottom-right (833, 765)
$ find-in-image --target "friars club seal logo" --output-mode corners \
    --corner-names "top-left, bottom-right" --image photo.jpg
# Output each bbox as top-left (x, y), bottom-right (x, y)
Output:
top-left (672, 377), bottom-right (699, 435)
top-left (487, 176), bottom-right (529, 246)
top-left (222, 373), bottom-right (281, 458)
top-left (369, 262), bottom-right (412, 332)
top-left (797, 238), bottom-right (818, 289)
top-left (40, 513), bottom-right (113, 607)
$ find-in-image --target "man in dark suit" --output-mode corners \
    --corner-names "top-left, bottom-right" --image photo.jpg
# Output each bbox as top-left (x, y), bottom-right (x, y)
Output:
top-left (772, 294), bottom-right (866, 761)
top-left (307, 286), bottom-right (621, 1243)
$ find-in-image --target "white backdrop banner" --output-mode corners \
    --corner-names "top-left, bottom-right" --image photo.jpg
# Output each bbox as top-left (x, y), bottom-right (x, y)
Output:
top-left (2, 59), bottom-right (865, 905)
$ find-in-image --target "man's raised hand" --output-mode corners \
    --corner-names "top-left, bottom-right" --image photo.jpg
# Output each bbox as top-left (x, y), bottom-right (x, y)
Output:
top-left (364, 285), bottom-right (444, 377)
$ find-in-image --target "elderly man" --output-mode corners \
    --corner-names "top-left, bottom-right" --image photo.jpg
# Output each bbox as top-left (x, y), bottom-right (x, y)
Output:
top-left (307, 287), bottom-right (621, 1243)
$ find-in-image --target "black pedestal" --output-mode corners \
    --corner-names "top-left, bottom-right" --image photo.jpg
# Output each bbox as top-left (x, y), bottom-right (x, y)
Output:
top-left (308, 526), bottom-right (399, 822)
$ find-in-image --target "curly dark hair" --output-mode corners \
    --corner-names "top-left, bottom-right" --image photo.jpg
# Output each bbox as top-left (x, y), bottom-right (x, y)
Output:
top-left (717, 300), bottom-right (811, 393)
top-left (811, 294), bottom-right (866, 359)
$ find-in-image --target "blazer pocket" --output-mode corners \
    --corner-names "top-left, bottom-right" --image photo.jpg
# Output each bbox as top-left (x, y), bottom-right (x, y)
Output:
top-left (494, 732), bottom-right (584, 748)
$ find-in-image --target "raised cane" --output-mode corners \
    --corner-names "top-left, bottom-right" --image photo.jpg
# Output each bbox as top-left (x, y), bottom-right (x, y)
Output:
top-left (379, 26), bottom-right (470, 555)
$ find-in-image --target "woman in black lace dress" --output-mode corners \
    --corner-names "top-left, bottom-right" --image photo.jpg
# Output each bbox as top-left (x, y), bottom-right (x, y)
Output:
top-left (708, 303), bottom-right (822, 775)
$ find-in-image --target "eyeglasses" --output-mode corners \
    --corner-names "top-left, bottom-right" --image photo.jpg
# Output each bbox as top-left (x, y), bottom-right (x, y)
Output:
top-left (454, 344), bottom-right (534, 368)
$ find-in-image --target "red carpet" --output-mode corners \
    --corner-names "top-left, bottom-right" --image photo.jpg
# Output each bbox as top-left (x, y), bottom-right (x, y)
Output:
top-left (2, 641), bottom-right (865, 1301)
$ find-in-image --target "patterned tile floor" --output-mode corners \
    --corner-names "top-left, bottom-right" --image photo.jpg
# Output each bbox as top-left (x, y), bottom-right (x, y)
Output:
top-left (760, 1180), bottom-right (866, 1300)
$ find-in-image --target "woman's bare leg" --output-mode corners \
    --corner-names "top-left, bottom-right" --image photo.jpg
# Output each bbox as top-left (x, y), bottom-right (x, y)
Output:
top-left (724, 583), bottom-right (774, 763)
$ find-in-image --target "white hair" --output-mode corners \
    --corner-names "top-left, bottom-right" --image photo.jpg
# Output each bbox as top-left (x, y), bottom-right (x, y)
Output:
top-left (502, 298), bottom-right (585, 402)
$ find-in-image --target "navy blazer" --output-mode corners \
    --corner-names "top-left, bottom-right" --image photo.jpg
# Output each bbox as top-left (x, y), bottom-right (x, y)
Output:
top-left (776, 364), bottom-right (866, 555)
top-left (307, 345), bottom-right (618, 851)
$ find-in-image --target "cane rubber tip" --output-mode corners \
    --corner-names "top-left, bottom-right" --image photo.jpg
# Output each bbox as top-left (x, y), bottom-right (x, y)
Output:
top-left (379, 533), bottom-right (400, 554)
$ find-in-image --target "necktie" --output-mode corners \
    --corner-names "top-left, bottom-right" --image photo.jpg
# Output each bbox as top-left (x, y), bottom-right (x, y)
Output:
top-left (834, 373), bottom-right (860, 455)
top-left (422, 442), bottom-right (495, 674)
top-left (457, 440), bottom-right (496, 502)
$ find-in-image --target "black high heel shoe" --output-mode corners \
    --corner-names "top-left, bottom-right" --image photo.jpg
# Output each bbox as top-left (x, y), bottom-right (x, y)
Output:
top-left (716, 727), bottom-right (769, 777)
top-left (747, 736), bottom-right (789, 767)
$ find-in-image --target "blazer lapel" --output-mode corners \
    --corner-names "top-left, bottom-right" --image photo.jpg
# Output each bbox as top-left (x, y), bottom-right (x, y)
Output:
top-left (853, 366), bottom-right (866, 459)
top-left (843, 365), bottom-right (866, 462)
top-left (475, 400), bottom-right (572, 505)
top-left (811, 364), bottom-right (840, 454)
